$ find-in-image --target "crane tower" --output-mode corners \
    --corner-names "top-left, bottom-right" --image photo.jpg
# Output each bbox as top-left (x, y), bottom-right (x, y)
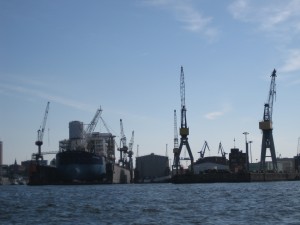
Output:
top-left (173, 66), bottom-right (194, 173)
top-left (259, 69), bottom-right (277, 171)
top-left (128, 130), bottom-right (134, 182)
top-left (172, 109), bottom-right (179, 167)
top-left (118, 119), bottom-right (128, 166)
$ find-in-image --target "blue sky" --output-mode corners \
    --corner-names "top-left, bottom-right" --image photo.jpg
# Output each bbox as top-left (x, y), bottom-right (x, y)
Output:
top-left (1, 0), bottom-right (300, 165)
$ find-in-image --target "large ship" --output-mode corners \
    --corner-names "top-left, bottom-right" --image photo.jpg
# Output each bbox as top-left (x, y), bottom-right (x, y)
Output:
top-left (28, 109), bottom-right (131, 185)
top-left (56, 121), bottom-right (115, 183)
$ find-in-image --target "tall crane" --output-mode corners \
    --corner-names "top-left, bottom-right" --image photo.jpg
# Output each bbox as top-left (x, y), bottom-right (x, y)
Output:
top-left (34, 101), bottom-right (50, 161)
top-left (172, 110), bottom-right (179, 166)
top-left (173, 66), bottom-right (194, 173)
top-left (128, 130), bottom-right (134, 182)
top-left (198, 141), bottom-right (210, 159)
top-left (118, 119), bottom-right (128, 165)
top-left (259, 69), bottom-right (278, 171)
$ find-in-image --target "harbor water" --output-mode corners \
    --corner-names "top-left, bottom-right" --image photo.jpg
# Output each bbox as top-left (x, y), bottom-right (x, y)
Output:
top-left (1, 181), bottom-right (300, 224)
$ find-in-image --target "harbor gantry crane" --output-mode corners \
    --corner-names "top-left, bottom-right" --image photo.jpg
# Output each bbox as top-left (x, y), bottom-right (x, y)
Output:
top-left (128, 130), bottom-right (134, 182)
top-left (34, 101), bottom-right (50, 161)
top-left (198, 141), bottom-right (210, 159)
top-left (259, 69), bottom-right (278, 171)
top-left (118, 119), bottom-right (128, 166)
top-left (173, 66), bottom-right (194, 173)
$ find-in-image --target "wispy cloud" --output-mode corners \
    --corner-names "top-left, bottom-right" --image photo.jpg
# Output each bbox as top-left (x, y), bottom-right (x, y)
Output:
top-left (143, 0), bottom-right (219, 40)
top-left (0, 83), bottom-right (94, 112)
top-left (228, 0), bottom-right (300, 32)
top-left (279, 49), bottom-right (300, 73)
top-left (228, 0), bottom-right (300, 75)
top-left (205, 111), bottom-right (224, 120)
top-left (204, 104), bottom-right (232, 120)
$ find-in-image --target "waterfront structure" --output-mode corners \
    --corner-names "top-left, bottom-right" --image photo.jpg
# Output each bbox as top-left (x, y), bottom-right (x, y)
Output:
top-left (135, 153), bottom-right (170, 182)
top-left (193, 156), bottom-right (229, 174)
top-left (229, 148), bottom-right (247, 173)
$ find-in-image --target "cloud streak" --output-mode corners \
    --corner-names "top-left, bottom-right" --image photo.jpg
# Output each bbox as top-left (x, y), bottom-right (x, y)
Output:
top-left (279, 49), bottom-right (300, 73)
top-left (204, 104), bottom-right (232, 120)
top-left (228, 0), bottom-right (300, 32)
top-left (0, 83), bottom-right (94, 112)
top-left (228, 0), bottom-right (300, 75)
top-left (205, 111), bottom-right (224, 120)
top-left (143, 0), bottom-right (219, 40)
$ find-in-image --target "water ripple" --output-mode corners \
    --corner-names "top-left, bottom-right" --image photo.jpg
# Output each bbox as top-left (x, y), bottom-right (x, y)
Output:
top-left (1, 182), bottom-right (300, 224)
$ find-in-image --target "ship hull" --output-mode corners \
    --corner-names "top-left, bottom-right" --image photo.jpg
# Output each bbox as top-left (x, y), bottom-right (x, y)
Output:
top-left (56, 151), bottom-right (106, 182)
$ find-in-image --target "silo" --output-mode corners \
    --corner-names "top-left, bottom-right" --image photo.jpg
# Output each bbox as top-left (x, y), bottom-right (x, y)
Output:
top-left (69, 121), bottom-right (84, 139)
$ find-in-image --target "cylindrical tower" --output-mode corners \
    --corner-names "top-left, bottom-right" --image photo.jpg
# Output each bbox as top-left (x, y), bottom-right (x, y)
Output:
top-left (69, 121), bottom-right (84, 140)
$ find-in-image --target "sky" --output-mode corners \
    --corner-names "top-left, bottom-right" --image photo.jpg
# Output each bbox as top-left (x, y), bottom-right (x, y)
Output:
top-left (1, 0), bottom-right (300, 166)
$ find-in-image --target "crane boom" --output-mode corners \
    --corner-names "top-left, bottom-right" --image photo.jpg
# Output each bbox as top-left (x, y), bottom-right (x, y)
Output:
top-left (35, 101), bottom-right (50, 161)
top-left (128, 131), bottom-right (134, 154)
top-left (263, 69), bottom-right (276, 122)
top-left (85, 107), bottom-right (102, 135)
top-left (180, 66), bottom-right (187, 129)
top-left (36, 101), bottom-right (50, 143)
top-left (120, 119), bottom-right (127, 149)
top-left (180, 66), bottom-right (185, 109)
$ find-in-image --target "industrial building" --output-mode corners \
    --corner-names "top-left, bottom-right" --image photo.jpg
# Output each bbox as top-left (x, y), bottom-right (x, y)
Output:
top-left (263, 158), bottom-right (295, 172)
top-left (135, 153), bottom-right (170, 182)
top-left (229, 148), bottom-right (247, 173)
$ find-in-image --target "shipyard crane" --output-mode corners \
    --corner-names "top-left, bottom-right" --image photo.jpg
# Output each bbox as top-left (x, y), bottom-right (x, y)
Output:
top-left (34, 101), bottom-right (50, 161)
top-left (173, 66), bottom-right (194, 173)
top-left (198, 141), bottom-right (210, 159)
top-left (259, 69), bottom-right (278, 171)
top-left (128, 130), bottom-right (134, 182)
top-left (218, 142), bottom-right (227, 158)
top-left (172, 110), bottom-right (179, 166)
top-left (118, 119), bottom-right (128, 165)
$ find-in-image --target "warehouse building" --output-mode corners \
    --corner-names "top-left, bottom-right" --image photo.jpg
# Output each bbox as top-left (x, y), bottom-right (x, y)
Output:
top-left (135, 153), bottom-right (170, 182)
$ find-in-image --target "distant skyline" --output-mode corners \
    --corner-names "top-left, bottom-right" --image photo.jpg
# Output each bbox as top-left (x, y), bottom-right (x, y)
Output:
top-left (1, 0), bottom-right (300, 165)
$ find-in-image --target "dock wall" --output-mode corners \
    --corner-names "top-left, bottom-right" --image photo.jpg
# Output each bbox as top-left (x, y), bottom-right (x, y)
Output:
top-left (250, 172), bottom-right (300, 182)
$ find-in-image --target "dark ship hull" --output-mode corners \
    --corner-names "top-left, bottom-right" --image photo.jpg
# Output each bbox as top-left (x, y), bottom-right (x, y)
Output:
top-left (56, 151), bottom-right (106, 182)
